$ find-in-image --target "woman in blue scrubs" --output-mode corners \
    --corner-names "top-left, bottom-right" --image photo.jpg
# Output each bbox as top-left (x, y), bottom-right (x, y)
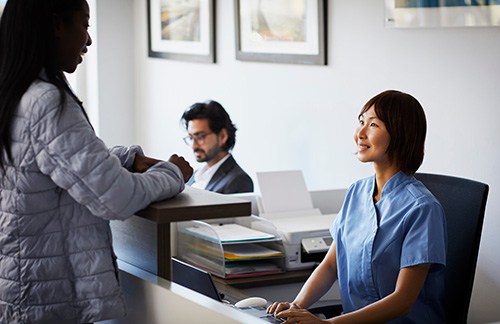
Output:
top-left (268, 90), bottom-right (447, 323)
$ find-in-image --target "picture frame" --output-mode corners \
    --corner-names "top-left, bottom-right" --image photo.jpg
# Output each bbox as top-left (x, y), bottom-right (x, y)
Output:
top-left (148, 0), bottom-right (215, 63)
top-left (385, 0), bottom-right (500, 28)
top-left (235, 0), bottom-right (326, 65)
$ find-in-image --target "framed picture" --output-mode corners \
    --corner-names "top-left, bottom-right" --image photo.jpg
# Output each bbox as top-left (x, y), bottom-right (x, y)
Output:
top-left (148, 0), bottom-right (215, 63)
top-left (235, 0), bottom-right (326, 65)
top-left (385, 0), bottom-right (500, 28)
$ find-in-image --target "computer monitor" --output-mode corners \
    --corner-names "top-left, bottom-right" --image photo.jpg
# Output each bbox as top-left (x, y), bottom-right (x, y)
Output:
top-left (171, 258), bottom-right (285, 323)
top-left (171, 258), bottom-right (223, 302)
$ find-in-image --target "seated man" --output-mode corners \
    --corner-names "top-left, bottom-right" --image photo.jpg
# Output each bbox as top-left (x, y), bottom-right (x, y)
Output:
top-left (180, 100), bottom-right (253, 194)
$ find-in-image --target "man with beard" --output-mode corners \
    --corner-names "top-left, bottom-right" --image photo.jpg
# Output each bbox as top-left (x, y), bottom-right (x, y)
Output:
top-left (180, 100), bottom-right (253, 194)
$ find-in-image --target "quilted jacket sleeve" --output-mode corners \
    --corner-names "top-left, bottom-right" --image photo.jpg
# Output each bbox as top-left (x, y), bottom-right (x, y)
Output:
top-left (109, 145), bottom-right (144, 171)
top-left (29, 86), bottom-right (185, 220)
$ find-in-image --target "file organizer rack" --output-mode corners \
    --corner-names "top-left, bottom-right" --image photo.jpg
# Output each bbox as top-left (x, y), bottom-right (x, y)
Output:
top-left (176, 216), bottom-right (286, 278)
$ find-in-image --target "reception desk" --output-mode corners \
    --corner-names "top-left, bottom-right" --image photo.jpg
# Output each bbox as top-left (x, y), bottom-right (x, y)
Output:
top-left (110, 186), bottom-right (251, 280)
top-left (107, 187), bottom-right (343, 322)
top-left (98, 261), bottom-right (270, 324)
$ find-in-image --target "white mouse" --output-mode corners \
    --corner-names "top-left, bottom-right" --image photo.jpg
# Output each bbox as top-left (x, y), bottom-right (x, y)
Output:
top-left (234, 296), bottom-right (268, 308)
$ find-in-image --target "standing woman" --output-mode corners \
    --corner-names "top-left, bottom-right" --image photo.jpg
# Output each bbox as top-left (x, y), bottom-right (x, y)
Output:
top-left (268, 90), bottom-right (447, 323)
top-left (0, 0), bottom-right (192, 323)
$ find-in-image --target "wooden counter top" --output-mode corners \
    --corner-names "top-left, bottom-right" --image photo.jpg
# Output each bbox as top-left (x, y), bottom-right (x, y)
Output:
top-left (135, 186), bottom-right (251, 223)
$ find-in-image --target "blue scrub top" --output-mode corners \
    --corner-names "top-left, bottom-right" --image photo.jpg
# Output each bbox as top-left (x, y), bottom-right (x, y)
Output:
top-left (331, 172), bottom-right (447, 323)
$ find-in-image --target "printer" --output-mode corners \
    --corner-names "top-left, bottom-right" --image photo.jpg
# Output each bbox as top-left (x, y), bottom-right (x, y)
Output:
top-left (245, 170), bottom-right (342, 271)
top-left (251, 209), bottom-right (336, 270)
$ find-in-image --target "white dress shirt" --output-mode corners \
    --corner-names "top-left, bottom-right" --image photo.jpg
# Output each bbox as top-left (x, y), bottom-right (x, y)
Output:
top-left (191, 154), bottom-right (231, 190)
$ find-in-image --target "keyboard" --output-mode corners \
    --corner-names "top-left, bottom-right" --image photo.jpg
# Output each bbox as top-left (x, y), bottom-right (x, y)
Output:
top-left (235, 306), bottom-right (285, 323)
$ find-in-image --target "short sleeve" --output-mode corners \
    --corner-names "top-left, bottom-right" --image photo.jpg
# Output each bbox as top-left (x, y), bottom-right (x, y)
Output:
top-left (400, 200), bottom-right (447, 269)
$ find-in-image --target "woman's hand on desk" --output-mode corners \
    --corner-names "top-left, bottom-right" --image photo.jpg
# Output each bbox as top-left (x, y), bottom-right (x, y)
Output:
top-left (167, 154), bottom-right (193, 182)
top-left (274, 308), bottom-right (329, 324)
top-left (275, 308), bottom-right (328, 324)
top-left (268, 302), bottom-right (329, 324)
top-left (133, 154), bottom-right (161, 173)
top-left (267, 301), bottom-right (301, 315)
top-left (133, 154), bottom-right (193, 182)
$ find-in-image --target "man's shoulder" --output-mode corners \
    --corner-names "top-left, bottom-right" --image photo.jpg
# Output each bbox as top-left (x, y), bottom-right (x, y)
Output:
top-left (210, 155), bottom-right (254, 193)
top-left (220, 155), bottom-right (247, 175)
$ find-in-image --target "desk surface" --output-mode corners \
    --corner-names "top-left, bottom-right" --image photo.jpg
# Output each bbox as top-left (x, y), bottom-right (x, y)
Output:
top-left (135, 186), bottom-right (251, 223)
top-left (212, 270), bottom-right (312, 304)
top-left (109, 260), bottom-right (271, 324)
top-left (212, 269), bottom-right (342, 316)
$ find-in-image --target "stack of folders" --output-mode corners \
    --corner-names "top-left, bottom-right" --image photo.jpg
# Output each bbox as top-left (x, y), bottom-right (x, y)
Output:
top-left (180, 223), bottom-right (285, 278)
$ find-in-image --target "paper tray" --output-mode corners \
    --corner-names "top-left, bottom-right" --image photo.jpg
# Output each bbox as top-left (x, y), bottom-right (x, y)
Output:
top-left (176, 216), bottom-right (286, 278)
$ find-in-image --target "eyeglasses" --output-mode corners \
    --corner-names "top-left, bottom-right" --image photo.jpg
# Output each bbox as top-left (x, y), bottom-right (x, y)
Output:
top-left (183, 132), bottom-right (213, 146)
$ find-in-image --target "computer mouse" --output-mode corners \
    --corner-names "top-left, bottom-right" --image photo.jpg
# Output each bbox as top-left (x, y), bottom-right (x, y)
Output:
top-left (234, 296), bottom-right (268, 308)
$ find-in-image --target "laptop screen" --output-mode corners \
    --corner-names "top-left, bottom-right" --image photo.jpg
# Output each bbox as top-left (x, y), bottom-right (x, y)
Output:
top-left (171, 258), bottom-right (223, 302)
top-left (172, 258), bottom-right (285, 323)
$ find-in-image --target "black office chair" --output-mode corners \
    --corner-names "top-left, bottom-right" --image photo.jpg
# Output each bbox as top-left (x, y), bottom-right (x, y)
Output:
top-left (415, 173), bottom-right (489, 324)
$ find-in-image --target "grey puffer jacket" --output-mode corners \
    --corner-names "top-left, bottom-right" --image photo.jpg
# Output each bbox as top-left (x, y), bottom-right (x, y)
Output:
top-left (0, 78), bottom-right (185, 323)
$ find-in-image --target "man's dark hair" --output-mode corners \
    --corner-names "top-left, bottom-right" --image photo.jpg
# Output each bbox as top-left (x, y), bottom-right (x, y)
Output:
top-left (181, 100), bottom-right (237, 152)
top-left (360, 90), bottom-right (427, 175)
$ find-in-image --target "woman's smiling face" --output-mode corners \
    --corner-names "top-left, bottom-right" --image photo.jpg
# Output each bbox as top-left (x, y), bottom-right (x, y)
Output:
top-left (354, 105), bottom-right (392, 167)
top-left (55, 0), bottom-right (92, 73)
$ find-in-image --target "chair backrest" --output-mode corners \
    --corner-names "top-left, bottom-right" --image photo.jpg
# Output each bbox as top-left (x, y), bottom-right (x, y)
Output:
top-left (414, 173), bottom-right (489, 324)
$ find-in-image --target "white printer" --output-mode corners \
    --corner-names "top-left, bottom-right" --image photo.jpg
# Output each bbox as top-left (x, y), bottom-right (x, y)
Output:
top-left (251, 209), bottom-right (336, 270)
top-left (247, 170), bottom-right (341, 271)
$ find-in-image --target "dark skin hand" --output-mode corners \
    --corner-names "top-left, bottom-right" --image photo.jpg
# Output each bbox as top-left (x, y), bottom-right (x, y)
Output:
top-left (168, 154), bottom-right (193, 182)
top-left (133, 154), bottom-right (193, 182)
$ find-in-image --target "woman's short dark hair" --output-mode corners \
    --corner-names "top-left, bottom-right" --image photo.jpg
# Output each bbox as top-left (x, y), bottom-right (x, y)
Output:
top-left (360, 90), bottom-right (427, 175)
top-left (181, 100), bottom-right (237, 152)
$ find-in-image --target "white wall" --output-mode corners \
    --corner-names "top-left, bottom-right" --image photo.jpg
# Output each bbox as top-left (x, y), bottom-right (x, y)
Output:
top-left (91, 0), bottom-right (500, 323)
top-left (89, 0), bottom-right (135, 145)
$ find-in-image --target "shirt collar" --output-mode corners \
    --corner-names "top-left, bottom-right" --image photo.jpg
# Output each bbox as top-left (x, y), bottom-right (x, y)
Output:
top-left (194, 153), bottom-right (231, 184)
top-left (371, 171), bottom-right (412, 200)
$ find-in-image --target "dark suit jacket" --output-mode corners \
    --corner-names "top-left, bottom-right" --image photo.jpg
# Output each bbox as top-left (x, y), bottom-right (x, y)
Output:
top-left (187, 155), bottom-right (253, 194)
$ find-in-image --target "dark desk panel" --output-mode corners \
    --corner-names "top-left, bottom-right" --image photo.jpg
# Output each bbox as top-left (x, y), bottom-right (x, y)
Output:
top-left (213, 269), bottom-right (313, 290)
